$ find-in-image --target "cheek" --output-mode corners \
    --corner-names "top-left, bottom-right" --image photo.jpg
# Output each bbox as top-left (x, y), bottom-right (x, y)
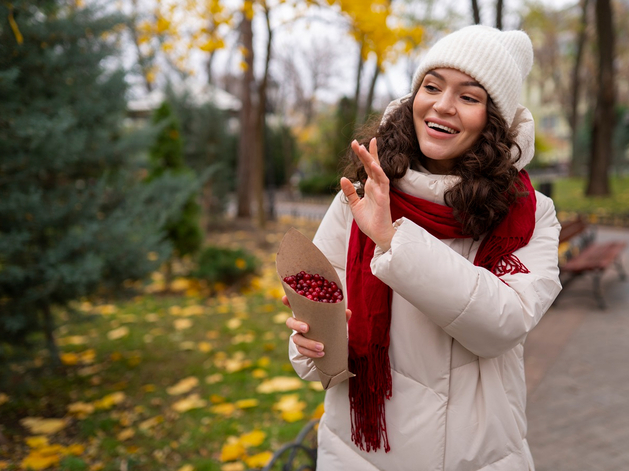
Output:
top-left (467, 111), bottom-right (487, 139)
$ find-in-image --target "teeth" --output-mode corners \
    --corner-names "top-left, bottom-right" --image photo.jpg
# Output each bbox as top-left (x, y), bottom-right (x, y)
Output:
top-left (427, 122), bottom-right (458, 134)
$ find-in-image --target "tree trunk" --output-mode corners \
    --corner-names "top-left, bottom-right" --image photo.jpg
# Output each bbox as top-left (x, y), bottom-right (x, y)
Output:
top-left (360, 61), bottom-right (381, 125)
top-left (253, 2), bottom-right (274, 228)
top-left (471, 0), bottom-right (481, 24)
top-left (236, 15), bottom-right (255, 217)
top-left (495, 0), bottom-right (503, 30)
top-left (586, 0), bottom-right (615, 196)
top-left (41, 304), bottom-right (60, 367)
top-left (129, 0), bottom-right (153, 93)
top-left (353, 42), bottom-right (364, 126)
top-left (569, 0), bottom-right (590, 173)
top-left (207, 50), bottom-right (216, 85)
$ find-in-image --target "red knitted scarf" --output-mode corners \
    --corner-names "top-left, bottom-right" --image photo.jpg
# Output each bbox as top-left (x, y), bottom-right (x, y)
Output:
top-left (346, 170), bottom-right (537, 453)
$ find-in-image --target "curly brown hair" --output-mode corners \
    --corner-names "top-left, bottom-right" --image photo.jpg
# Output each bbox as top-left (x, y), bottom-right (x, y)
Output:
top-left (343, 92), bottom-right (527, 240)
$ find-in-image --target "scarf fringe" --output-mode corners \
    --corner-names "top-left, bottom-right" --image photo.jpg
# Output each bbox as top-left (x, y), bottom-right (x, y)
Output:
top-left (348, 346), bottom-right (392, 453)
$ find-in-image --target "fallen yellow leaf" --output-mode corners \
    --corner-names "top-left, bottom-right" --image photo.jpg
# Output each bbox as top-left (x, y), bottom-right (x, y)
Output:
top-left (179, 341), bottom-right (196, 351)
top-left (273, 312), bottom-right (291, 324)
top-left (252, 369), bottom-right (267, 379)
top-left (256, 377), bottom-right (303, 394)
top-left (57, 335), bottom-right (88, 346)
top-left (220, 439), bottom-right (245, 462)
top-left (281, 409), bottom-right (304, 422)
top-left (117, 428), bottom-right (135, 441)
top-left (197, 341), bottom-right (213, 353)
top-left (0, 393), bottom-right (8, 405)
top-left (257, 357), bottom-right (271, 368)
top-left (25, 436), bottom-right (49, 448)
top-left (273, 394), bottom-right (306, 414)
top-left (174, 318), bottom-right (193, 330)
top-left (210, 403), bottom-right (236, 417)
top-left (67, 402), bottom-right (95, 419)
top-left (220, 463), bottom-right (245, 471)
top-left (107, 326), bottom-right (129, 340)
top-left (210, 394), bottom-right (225, 404)
top-left (138, 415), bottom-right (163, 430)
top-left (235, 399), bottom-right (259, 409)
top-left (205, 373), bottom-right (223, 384)
top-left (225, 318), bottom-right (241, 330)
top-left (65, 444), bottom-right (84, 456)
top-left (98, 304), bottom-right (117, 315)
top-left (231, 333), bottom-right (255, 344)
top-left (167, 376), bottom-right (199, 396)
top-left (170, 278), bottom-right (192, 292)
top-left (20, 418), bottom-right (67, 435)
top-left (239, 430), bottom-right (265, 447)
top-left (312, 403), bottom-right (325, 419)
top-left (177, 465), bottom-right (194, 471)
top-left (172, 394), bottom-right (207, 413)
top-left (20, 452), bottom-right (60, 470)
top-left (60, 352), bottom-right (79, 365)
top-left (244, 451), bottom-right (273, 468)
top-left (93, 392), bottom-right (125, 410)
top-left (181, 305), bottom-right (205, 316)
top-left (309, 382), bottom-right (324, 392)
top-left (0, 460), bottom-right (8, 470)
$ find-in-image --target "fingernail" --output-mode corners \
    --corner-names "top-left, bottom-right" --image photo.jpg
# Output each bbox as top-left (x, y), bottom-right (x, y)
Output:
top-left (315, 343), bottom-right (323, 352)
top-left (300, 325), bottom-right (308, 333)
top-left (317, 351), bottom-right (325, 357)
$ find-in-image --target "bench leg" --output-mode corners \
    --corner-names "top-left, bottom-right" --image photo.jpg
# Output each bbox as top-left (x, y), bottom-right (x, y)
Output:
top-left (592, 270), bottom-right (606, 310)
top-left (615, 257), bottom-right (627, 281)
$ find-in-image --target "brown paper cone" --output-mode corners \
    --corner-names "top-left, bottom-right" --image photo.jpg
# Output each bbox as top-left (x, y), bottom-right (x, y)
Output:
top-left (276, 228), bottom-right (355, 390)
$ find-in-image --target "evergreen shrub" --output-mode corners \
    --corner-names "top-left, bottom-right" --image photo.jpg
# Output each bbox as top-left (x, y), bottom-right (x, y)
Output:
top-left (193, 246), bottom-right (259, 287)
top-left (298, 173), bottom-right (340, 195)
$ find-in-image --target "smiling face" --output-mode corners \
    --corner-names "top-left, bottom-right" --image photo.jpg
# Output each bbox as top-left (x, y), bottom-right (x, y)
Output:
top-left (413, 68), bottom-right (488, 174)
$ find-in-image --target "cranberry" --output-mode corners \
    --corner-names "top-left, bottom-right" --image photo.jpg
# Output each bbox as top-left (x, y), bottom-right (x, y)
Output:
top-left (283, 272), bottom-right (343, 303)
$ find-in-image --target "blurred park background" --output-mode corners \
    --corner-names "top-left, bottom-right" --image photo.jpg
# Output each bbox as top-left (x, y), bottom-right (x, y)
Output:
top-left (1, 0), bottom-right (629, 469)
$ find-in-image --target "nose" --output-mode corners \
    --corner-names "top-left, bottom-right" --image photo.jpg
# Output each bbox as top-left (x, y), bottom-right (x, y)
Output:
top-left (433, 92), bottom-right (456, 115)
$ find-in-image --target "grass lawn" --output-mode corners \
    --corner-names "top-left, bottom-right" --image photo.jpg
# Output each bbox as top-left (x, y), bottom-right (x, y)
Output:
top-left (0, 217), bottom-right (324, 471)
top-left (533, 176), bottom-right (629, 224)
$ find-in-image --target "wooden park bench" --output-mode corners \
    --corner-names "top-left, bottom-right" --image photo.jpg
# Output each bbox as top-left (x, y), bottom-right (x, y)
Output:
top-left (557, 216), bottom-right (627, 309)
top-left (253, 419), bottom-right (318, 471)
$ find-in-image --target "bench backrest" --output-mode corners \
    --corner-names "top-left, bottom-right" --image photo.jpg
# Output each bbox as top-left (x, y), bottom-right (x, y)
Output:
top-left (559, 217), bottom-right (589, 245)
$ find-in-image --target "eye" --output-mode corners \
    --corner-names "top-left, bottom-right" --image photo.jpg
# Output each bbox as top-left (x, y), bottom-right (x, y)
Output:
top-left (423, 85), bottom-right (440, 93)
top-left (461, 95), bottom-right (480, 103)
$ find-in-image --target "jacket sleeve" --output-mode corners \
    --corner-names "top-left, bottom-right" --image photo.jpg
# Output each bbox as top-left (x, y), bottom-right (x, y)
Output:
top-left (370, 192), bottom-right (562, 358)
top-left (288, 191), bottom-right (352, 380)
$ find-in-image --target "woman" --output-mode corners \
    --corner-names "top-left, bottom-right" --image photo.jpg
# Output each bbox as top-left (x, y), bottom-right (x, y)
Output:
top-left (285, 25), bottom-right (562, 471)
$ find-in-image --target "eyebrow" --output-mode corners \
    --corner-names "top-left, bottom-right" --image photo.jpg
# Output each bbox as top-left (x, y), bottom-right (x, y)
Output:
top-left (426, 70), bottom-right (486, 90)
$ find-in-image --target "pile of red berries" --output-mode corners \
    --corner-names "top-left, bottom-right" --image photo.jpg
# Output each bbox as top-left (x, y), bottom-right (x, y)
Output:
top-left (283, 271), bottom-right (344, 303)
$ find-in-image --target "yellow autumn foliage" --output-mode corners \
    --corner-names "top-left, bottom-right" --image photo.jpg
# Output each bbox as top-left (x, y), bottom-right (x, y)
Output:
top-left (20, 418), bottom-right (67, 435)
top-left (167, 376), bottom-right (199, 395)
top-left (220, 439), bottom-right (245, 462)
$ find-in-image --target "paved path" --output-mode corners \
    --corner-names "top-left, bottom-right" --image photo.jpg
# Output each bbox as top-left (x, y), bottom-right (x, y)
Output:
top-left (524, 226), bottom-right (629, 470)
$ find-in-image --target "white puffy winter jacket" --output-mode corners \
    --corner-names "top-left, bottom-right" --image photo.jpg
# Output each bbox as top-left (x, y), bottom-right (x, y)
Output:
top-left (288, 106), bottom-right (562, 471)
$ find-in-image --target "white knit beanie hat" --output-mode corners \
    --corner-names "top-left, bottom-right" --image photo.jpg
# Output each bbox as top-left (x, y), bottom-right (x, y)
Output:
top-left (411, 25), bottom-right (534, 127)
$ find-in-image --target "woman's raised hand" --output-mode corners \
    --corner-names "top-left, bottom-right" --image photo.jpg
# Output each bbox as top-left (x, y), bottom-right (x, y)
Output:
top-left (340, 138), bottom-right (396, 251)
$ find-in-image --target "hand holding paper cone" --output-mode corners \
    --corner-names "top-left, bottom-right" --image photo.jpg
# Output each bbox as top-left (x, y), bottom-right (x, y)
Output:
top-left (276, 228), bottom-right (355, 390)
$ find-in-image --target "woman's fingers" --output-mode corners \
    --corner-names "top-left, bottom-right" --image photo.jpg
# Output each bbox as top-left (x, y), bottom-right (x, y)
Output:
top-left (292, 332), bottom-right (325, 358)
top-left (286, 316), bottom-right (308, 334)
top-left (351, 140), bottom-right (375, 179)
top-left (369, 137), bottom-right (380, 165)
top-left (340, 177), bottom-right (360, 206)
top-left (281, 295), bottom-right (290, 308)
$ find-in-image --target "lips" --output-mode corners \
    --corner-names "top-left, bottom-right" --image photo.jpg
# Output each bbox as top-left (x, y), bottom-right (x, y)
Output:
top-left (426, 120), bottom-right (459, 135)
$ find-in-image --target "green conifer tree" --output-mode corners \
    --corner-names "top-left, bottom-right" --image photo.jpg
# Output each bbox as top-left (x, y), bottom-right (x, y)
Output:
top-left (147, 102), bottom-right (202, 259)
top-left (0, 1), bottom-right (195, 363)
